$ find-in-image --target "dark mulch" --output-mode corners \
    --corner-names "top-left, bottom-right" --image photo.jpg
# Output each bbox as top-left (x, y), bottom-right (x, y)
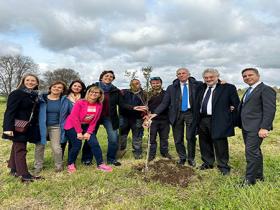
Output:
top-left (132, 159), bottom-right (200, 187)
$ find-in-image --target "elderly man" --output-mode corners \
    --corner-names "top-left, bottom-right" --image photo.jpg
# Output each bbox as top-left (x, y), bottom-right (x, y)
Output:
top-left (238, 68), bottom-right (276, 185)
top-left (192, 69), bottom-right (240, 175)
top-left (150, 68), bottom-right (202, 166)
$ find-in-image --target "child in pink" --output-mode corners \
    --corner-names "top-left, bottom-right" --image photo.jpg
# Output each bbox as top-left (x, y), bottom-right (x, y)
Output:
top-left (64, 86), bottom-right (112, 172)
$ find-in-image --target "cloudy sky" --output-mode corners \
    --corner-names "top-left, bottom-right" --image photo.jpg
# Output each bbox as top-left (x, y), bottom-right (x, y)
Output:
top-left (0, 0), bottom-right (279, 88)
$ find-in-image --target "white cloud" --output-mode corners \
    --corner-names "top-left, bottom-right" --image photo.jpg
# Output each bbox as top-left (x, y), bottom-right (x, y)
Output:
top-left (0, 40), bottom-right (22, 55)
top-left (0, 0), bottom-right (279, 87)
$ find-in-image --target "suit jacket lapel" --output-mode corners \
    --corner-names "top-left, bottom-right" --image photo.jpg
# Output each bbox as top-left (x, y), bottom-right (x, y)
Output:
top-left (212, 83), bottom-right (223, 107)
top-left (243, 82), bottom-right (263, 104)
top-left (198, 85), bottom-right (207, 107)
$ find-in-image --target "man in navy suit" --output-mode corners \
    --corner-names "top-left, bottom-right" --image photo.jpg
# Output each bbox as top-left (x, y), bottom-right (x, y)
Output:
top-left (150, 68), bottom-right (202, 166)
top-left (239, 68), bottom-right (276, 185)
top-left (192, 69), bottom-right (240, 175)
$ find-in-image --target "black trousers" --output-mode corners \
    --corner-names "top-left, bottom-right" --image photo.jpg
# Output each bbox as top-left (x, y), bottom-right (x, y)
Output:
top-left (8, 142), bottom-right (29, 176)
top-left (172, 110), bottom-right (196, 161)
top-left (242, 130), bottom-right (263, 182)
top-left (198, 116), bottom-right (230, 172)
top-left (149, 119), bottom-right (170, 157)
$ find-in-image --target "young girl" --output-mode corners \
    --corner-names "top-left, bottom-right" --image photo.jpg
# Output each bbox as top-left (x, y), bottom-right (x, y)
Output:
top-left (64, 85), bottom-right (112, 172)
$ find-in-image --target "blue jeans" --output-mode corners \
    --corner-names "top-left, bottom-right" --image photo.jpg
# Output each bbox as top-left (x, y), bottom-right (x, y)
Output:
top-left (96, 117), bottom-right (118, 163)
top-left (65, 125), bottom-right (103, 166)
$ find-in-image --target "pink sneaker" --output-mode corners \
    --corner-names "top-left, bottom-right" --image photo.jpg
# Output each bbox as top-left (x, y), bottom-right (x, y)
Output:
top-left (97, 164), bottom-right (113, 172)
top-left (67, 164), bottom-right (76, 173)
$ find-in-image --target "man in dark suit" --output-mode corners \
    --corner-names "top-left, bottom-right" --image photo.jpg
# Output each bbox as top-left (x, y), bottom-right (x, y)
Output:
top-left (150, 68), bottom-right (202, 166)
top-left (239, 68), bottom-right (276, 185)
top-left (193, 68), bottom-right (240, 175)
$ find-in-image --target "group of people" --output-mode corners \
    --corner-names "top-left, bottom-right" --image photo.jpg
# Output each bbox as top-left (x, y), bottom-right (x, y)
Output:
top-left (2, 67), bottom-right (276, 186)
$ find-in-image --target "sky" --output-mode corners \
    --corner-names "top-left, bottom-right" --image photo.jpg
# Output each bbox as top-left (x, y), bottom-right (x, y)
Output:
top-left (0, 0), bottom-right (280, 88)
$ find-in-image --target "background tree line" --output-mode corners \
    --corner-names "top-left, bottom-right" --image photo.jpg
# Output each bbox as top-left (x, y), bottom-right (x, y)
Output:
top-left (0, 54), bottom-right (80, 97)
top-left (1, 54), bottom-right (280, 101)
top-left (0, 54), bottom-right (154, 97)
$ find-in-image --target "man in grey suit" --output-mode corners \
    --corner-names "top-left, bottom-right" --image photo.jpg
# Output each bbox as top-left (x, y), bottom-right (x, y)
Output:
top-left (239, 68), bottom-right (276, 186)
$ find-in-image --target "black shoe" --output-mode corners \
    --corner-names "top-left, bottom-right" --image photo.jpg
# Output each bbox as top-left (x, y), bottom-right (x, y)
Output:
top-left (82, 160), bottom-right (93, 166)
top-left (21, 174), bottom-right (34, 183)
top-left (199, 163), bottom-right (214, 170)
top-left (176, 159), bottom-right (186, 166)
top-left (162, 153), bottom-right (172, 160)
top-left (108, 160), bottom-right (121, 166)
top-left (187, 159), bottom-right (196, 167)
top-left (240, 179), bottom-right (256, 187)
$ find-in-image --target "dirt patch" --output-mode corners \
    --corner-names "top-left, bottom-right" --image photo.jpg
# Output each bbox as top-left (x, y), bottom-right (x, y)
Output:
top-left (132, 159), bottom-right (200, 187)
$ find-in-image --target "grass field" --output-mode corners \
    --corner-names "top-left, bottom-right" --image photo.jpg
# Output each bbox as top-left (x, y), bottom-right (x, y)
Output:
top-left (0, 102), bottom-right (280, 210)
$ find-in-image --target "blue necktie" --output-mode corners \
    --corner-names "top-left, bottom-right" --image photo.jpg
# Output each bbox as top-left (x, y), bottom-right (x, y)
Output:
top-left (244, 87), bottom-right (252, 103)
top-left (181, 83), bottom-right (188, 111)
top-left (201, 87), bottom-right (212, 115)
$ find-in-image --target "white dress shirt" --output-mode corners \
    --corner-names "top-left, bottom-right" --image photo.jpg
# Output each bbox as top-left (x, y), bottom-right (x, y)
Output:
top-left (200, 85), bottom-right (216, 115)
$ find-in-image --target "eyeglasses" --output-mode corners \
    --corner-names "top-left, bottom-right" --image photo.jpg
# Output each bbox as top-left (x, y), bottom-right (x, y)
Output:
top-left (89, 91), bottom-right (101, 94)
top-left (150, 77), bottom-right (161, 81)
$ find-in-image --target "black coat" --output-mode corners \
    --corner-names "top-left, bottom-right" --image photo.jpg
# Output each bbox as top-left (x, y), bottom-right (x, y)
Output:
top-left (119, 88), bottom-right (146, 119)
top-left (154, 77), bottom-right (202, 125)
top-left (193, 83), bottom-right (240, 139)
top-left (148, 90), bottom-right (169, 121)
top-left (88, 82), bottom-right (133, 130)
top-left (2, 88), bottom-right (40, 143)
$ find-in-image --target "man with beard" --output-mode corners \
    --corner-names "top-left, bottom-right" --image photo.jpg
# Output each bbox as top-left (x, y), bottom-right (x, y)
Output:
top-left (118, 79), bottom-right (147, 159)
top-left (146, 77), bottom-right (172, 161)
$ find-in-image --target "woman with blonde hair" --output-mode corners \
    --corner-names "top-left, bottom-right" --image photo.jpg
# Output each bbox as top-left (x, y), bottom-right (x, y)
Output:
top-left (64, 85), bottom-right (112, 172)
top-left (3, 73), bottom-right (42, 182)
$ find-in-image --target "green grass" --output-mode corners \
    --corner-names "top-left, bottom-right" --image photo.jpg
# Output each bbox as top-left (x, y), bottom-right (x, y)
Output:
top-left (0, 103), bottom-right (280, 210)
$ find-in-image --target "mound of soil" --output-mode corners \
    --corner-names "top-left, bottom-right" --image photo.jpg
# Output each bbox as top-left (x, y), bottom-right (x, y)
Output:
top-left (132, 159), bottom-right (199, 187)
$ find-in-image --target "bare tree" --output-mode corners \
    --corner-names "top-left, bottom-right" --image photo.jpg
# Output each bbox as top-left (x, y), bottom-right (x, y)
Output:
top-left (124, 69), bottom-right (138, 81)
top-left (141, 66), bottom-right (153, 92)
top-left (41, 68), bottom-right (80, 91)
top-left (0, 55), bottom-right (38, 96)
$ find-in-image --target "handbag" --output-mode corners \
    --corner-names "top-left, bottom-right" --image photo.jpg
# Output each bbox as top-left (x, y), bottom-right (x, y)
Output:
top-left (14, 119), bottom-right (30, 133)
top-left (14, 99), bottom-right (37, 133)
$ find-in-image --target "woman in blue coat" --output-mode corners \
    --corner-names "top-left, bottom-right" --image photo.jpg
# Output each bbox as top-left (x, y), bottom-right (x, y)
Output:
top-left (34, 81), bottom-right (71, 174)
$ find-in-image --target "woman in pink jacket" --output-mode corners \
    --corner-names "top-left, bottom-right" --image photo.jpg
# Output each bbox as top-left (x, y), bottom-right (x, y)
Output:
top-left (64, 85), bottom-right (112, 173)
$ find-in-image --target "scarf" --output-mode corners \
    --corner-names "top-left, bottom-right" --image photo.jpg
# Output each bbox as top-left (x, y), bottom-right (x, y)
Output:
top-left (99, 82), bottom-right (113, 93)
top-left (20, 87), bottom-right (39, 98)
